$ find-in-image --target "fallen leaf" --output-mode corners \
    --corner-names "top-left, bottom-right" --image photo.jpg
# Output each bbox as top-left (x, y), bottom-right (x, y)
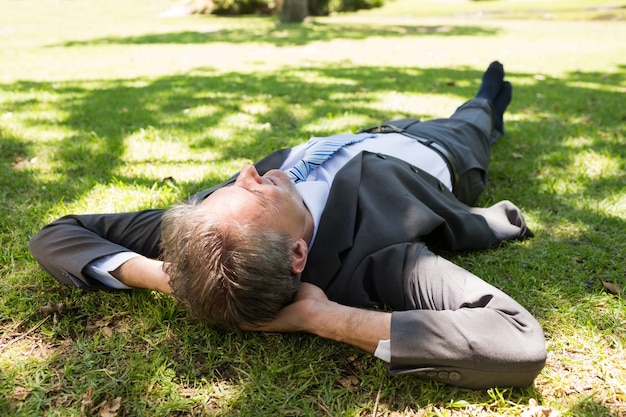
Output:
top-left (52, 395), bottom-right (71, 407)
top-left (512, 152), bottom-right (524, 159)
top-left (110, 397), bottom-right (122, 411)
top-left (12, 154), bottom-right (26, 168)
top-left (81, 387), bottom-right (94, 416)
top-left (10, 386), bottom-right (32, 401)
top-left (94, 319), bottom-right (110, 328)
top-left (521, 399), bottom-right (562, 417)
top-left (337, 375), bottom-right (360, 390)
top-left (39, 302), bottom-right (67, 315)
top-left (99, 397), bottom-right (122, 417)
top-left (598, 277), bottom-right (623, 296)
top-left (280, 409), bottom-right (302, 415)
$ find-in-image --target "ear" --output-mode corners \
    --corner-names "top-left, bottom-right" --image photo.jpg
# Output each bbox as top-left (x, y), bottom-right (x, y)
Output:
top-left (290, 239), bottom-right (309, 275)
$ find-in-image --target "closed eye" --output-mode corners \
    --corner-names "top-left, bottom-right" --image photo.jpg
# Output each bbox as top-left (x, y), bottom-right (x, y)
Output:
top-left (241, 186), bottom-right (272, 209)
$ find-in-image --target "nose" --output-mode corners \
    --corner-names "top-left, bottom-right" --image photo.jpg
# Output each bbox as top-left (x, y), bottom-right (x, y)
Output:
top-left (236, 165), bottom-right (263, 187)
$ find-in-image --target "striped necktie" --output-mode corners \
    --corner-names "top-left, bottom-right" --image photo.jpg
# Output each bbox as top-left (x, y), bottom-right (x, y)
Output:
top-left (287, 133), bottom-right (375, 183)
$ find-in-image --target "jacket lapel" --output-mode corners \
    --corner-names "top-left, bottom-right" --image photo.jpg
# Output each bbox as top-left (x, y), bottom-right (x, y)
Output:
top-left (301, 153), bottom-right (365, 288)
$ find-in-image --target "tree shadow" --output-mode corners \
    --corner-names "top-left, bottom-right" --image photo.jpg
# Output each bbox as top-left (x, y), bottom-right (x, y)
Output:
top-left (4, 63), bottom-right (625, 271)
top-left (4, 63), bottom-right (624, 276)
top-left (0, 65), bottom-right (485, 215)
top-left (57, 20), bottom-right (500, 47)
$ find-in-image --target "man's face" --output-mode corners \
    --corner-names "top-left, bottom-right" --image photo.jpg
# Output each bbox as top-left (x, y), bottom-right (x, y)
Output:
top-left (201, 165), bottom-right (310, 241)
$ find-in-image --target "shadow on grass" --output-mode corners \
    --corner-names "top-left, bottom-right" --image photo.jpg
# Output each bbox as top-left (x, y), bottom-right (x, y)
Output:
top-left (57, 20), bottom-right (500, 47)
top-left (1, 63), bottom-right (625, 415)
top-left (4, 65), bottom-right (623, 209)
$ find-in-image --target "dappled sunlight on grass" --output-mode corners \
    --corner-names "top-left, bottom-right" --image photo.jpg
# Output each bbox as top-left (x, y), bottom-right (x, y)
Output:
top-left (571, 148), bottom-right (621, 180)
top-left (306, 113), bottom-right (370, 135)
top-left (56, 21), bottom-right (501, 48)
top-left (1, 0), bottom-right (626, 414)
top-left (566, 79), bottom-right (626, 93)
top-left (124, 127), bottom-right (196, 160)
top-left (600, 192), bottom-right (626, 220)
top-left (240, 101), bottom-right (272, 117)
top-left (71, 182), bottom-right (177, 213)
top-left (183, 103), bottom-right (222, 118)
top-left (294, 71), bottom-right (361, 87)
top-left (0, 335), bottom-right (57, 373)
top-left (375, 92), bottom-right (460, 118)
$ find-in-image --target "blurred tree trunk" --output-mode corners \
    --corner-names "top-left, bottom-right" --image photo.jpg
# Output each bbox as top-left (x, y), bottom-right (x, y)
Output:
top-left (281, 0), bottom-right (308, 23)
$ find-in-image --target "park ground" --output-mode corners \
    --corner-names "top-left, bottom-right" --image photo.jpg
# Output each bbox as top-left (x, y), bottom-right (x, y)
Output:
top-left (1, 0), bottom-right (625, 416)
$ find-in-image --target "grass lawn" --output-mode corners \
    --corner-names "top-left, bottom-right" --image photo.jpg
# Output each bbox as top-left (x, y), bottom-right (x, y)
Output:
top-left (1, 0), bottom-right (625, 415)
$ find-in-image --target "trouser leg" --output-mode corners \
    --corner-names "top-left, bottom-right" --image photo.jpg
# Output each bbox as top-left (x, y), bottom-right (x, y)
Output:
top-left (403, 98), bottom-right (496, 205)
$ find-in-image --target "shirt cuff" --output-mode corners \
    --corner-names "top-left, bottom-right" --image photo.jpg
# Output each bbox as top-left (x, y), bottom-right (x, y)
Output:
top-left (85, 252), bottom-right (140, 290)
top-left (374, 339), bottom-right (391, 362)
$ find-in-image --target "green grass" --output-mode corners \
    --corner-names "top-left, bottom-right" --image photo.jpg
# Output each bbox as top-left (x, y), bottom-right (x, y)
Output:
top-left (1, 0), bottom-right (625, 415)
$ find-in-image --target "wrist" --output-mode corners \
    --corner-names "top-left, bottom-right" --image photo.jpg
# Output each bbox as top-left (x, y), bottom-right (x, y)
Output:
top-left (112, 257), bottom-right (171, 294)
top-left (304, 299), bottom-right (344, 339)
top-left (305, 301), bottom-right (391, 354)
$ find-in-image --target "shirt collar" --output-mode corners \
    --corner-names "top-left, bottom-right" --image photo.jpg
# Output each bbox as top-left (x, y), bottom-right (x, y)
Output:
top-left (295, 181), bottom-right (330, 249)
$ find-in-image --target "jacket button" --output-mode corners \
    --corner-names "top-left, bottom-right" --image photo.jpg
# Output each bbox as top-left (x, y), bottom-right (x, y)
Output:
top-left (438, 182), bottom-right (445, 190)
top-left (449, 372), bottom-right (461, 381)
top-left (376, 153), bottom-right (386, 159)
top-left (410, 165), bottom-right (419, 173)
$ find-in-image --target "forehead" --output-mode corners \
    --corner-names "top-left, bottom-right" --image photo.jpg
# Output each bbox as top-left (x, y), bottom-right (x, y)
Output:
top-left (201, 186), bottom-right (269, 222)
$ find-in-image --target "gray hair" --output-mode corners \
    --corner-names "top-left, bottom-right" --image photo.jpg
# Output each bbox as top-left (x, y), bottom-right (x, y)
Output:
top-left (160, 200), bottom-right (299, 331)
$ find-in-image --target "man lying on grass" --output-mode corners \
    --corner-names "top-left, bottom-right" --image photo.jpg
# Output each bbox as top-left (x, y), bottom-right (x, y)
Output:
top-left (30, 61), bottom-right (546, 389)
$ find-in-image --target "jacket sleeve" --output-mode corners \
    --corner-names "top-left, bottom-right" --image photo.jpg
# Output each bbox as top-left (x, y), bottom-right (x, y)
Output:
top-left (28, 210), bottom-right (164, 290)
top-left (388, 243), bottom-right (546, 389)
top-left (419, 183), bottom-right (533, 251)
